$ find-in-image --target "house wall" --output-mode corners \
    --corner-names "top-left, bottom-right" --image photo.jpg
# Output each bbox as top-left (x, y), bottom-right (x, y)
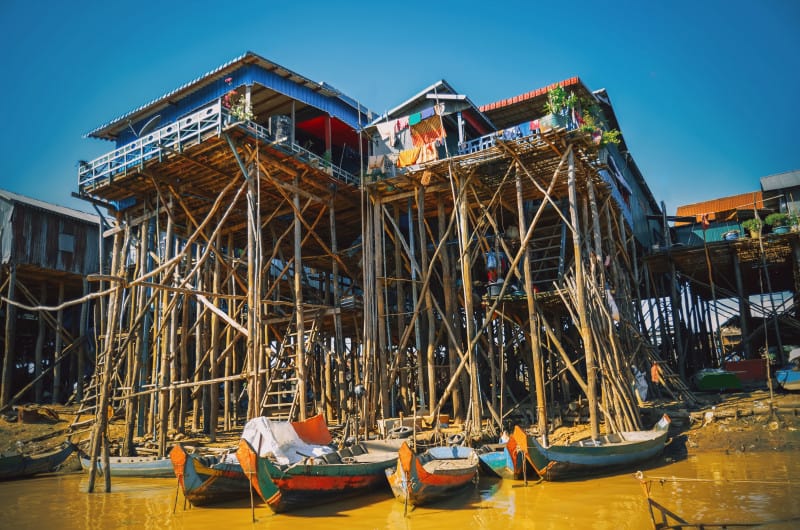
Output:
top-left (603, 144), bottom-right (659, 248)
top-left (1, 201), bottom-right (99, 275)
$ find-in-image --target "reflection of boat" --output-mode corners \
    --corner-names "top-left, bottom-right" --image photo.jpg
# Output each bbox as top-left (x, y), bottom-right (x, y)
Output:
top-left (170, 444), bottom-right (249, 506)
top-left (0, 441), bottom-right (74, 480)
top-left (237, 414), bottom-right (402, 513)
top-left (386, 442), bottom-right (478, 507)
top-left (775, 349), bottom-right (800, 391)
top-left (79, 452), bottom-right (173, 477)
top-left (692, 368), bottom-right (742, 391)
top-left (512, 415), bottom-right (671, 481)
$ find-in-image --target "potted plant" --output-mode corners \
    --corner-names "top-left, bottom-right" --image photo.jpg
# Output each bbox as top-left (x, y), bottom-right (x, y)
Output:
top-left (578, 105), bottom-right (621, 146)
top-left (541, 85), bottom-right (577, 130)
top-left (765, 212), bottom-right (790, 234)
top-left (741, 218), bottom-right (763, 238)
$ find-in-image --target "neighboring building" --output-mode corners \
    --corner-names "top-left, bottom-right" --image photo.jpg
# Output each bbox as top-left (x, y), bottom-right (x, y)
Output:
top-left (761, 169), bottom-right (800, 217)
top-left (0, 189), bottom-right (100, 407)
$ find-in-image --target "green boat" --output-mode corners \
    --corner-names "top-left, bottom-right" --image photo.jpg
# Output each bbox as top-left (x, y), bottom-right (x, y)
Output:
top-left (692, 368), bottom-right (742, 392)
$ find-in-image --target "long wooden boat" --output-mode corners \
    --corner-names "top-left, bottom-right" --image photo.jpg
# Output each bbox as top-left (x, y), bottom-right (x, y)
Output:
top-left (79, 452), bottom-right (174, 477)
top-left (170, 444), bottom-right (249, 506)
top-left (511, 414), bottom-right (671, 481)
top-left (236, 414), bottom-right (402, 513)
top-left (386, 442), bottom-right (478, 507)
top-left (0, 441), bottom-right (74, 480)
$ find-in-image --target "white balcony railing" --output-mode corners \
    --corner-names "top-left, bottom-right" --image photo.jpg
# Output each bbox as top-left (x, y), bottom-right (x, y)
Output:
top-left (78, 102), bottom-right (358, 192)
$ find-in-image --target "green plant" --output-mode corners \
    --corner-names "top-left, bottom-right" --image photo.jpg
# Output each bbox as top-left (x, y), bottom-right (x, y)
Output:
top-left (741, 218), bottom-right (763, 233)
top-left (765, 212), bottom-right (789, 227)
top-left (579, 107), bottom-right (621, 145)
top-left (229, 93), bottom-right (255, 121)
top-left (544, 85), bottom-right (577, 115)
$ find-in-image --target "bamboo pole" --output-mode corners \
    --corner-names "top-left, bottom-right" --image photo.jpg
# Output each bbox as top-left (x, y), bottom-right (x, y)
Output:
top-left (515, 163), bottom-right (548, 443)
top-left (1, 264), bottom-right (16, 407)
top-left (87, 227), bottom-right (124, 493)
top-left (293, 175), bottom-right (306, 420)
top-left (567, 149), bottom-right (599, 440)
top-left (34, 282), bottom-right (46, 402)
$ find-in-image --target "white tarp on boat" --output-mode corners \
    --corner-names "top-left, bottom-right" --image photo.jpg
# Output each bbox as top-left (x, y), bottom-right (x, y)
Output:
top-left (241, 417), bottom-right (333, 465)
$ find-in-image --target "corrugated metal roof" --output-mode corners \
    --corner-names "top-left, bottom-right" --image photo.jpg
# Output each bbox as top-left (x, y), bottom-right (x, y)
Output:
top-left (0, 188), bottom-right (100, 225)
top-left (86, 51), bottom-right (368, 139)
top-left (676, 191), bottom-right (765, 223)
top-left (761, 169), bottom-right (800, 191)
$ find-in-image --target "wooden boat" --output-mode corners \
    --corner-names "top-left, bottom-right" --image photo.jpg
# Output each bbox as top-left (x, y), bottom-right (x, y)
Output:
top-left (236, 413), bottom-right (402, 513)
top-left (692, 368), bottom-right (742, 392)
top-left (511, 414), bottom-right (671, 481)
top-left (476, 443), bottom-right (517, 479)
top-left (775, 367), bottom-right (800, 391)
top-left (170, 444), bottom-right (249, 506)
top-left (0, 441), bottom-right (74, 480)
top-left (386, 441), bottom-right (478, 507)
top-left (79, 452), bottom-right (174, 477)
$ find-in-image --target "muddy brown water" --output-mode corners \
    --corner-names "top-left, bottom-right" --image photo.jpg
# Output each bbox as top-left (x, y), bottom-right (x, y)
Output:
top-left (1, 451), bottom-right (798, 529)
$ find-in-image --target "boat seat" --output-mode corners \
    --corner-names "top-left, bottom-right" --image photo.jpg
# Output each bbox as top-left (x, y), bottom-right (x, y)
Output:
top-left (322, 452), bottom-right (341, 464)
top-left (350, 443), bottom-right (366, 456)
top-left (338, 447), bottom-right (353, 458)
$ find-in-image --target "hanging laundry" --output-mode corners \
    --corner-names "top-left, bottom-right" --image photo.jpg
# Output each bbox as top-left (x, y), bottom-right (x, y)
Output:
top-left (375, 122), bottom-right (396, 147)
top-left (394, 116), bottom-right (409, 132)
top-left (420, 106), bottom-right (435, 120)
top-left (417, 141), bottom-right (438, 164)
top-left (408, 112), bottom-right (422, 126)
top-left (368, 154), bottom-right (387, 171)
top-left (397, 146), bottom-right (422, 167)
top-left (410, 116), bottom-right (445, 147)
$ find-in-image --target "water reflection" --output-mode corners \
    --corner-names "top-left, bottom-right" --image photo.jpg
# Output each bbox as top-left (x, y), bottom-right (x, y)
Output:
top-left (0, 452), bottom-right (797, 529)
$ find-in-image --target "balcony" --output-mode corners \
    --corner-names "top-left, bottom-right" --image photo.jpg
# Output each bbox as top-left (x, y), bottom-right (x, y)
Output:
top-left (78, 102), bottom-right (359, 194)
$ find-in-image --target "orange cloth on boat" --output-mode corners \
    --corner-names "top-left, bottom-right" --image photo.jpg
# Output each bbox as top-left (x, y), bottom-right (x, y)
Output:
top-left (397, 146), bottom-right (422, 167)
top-left (410, 116), bottom-right (445, 147)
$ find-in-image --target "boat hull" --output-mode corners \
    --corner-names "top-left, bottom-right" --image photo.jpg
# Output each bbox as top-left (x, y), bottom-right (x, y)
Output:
top-left (514, 415), bottom-right (671, 481)
top-left (238, 438), bottom-right (399, 513)
top-left (775, 369), bottom-right (800, 391)
top-left (80, 453), bottom-right (174, 477)
top-left (0, 441), bottom-right (74, 480)
top-left (386, 442), bottom-right (477, 507)
top-left (170, 444), bottom-right (249, 506)
top-left (236, 414), bottom-right (401, 513)
top-left (476, 443), bottom-right (519, 480)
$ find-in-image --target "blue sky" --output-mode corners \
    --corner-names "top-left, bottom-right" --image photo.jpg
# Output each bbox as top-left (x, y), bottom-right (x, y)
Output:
top-left (0, 0), bottom-right (797, 215)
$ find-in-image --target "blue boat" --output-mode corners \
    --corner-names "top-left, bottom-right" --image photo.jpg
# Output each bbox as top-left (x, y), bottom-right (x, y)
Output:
top-left (775, 366), bottom-right (800, 391)
top-left (476, 443), bottom-right (520, 479)
top-left (0, 441), bottom-right (74, 480)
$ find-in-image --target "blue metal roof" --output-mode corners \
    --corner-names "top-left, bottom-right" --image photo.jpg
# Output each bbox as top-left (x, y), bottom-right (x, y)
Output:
top-left (87, 51), bottom-right (372, 140)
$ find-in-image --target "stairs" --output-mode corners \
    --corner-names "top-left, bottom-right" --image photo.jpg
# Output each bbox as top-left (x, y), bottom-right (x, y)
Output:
top-left (259, 310), bottom-right (321, 421)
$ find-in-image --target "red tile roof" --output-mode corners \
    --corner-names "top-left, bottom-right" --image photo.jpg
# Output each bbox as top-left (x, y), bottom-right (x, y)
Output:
top-left (479, 77), bottom-right (581, 112)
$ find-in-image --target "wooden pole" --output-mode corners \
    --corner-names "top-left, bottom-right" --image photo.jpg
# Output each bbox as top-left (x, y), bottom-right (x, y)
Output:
top-left (35, 282), bottom-right (46, 403)
top-left (1, 265), bottom-right (17, 407)
top-left (52, 281), bottom-right (65, 403)
top-left (515, 164), bottom-right (548, 444)
top-left (87, 227), bottom-right (123, 493)
top-left (567, 149), bottom-right (599, 440)
top-left (294, 176), bottom-right (306, 420)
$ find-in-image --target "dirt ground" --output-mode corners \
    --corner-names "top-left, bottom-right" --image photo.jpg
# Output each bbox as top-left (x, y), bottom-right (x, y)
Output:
top-left (2, 387), bottom-right (799, 464)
